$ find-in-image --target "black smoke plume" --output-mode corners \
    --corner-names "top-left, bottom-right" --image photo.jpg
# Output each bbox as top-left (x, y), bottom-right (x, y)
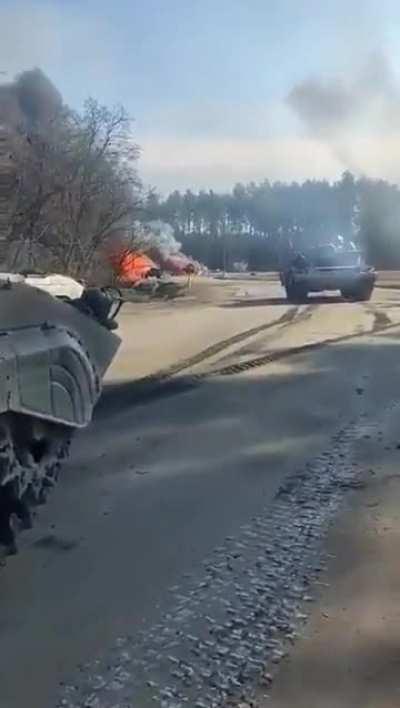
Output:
top-left (0, 68), bottom-right (62, 128)
top-left (287, 52), bottom-right (400, 172)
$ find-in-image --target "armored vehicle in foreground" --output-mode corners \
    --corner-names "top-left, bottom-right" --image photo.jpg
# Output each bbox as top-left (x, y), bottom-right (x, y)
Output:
top-left (0, 278), bottom-right (121, 555)
top-left (279, 242), bottom-right (376, 303)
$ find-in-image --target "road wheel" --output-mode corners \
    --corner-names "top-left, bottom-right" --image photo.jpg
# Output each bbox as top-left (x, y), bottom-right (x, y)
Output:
top-left (342, 284), bottom-right (374, 302)
top-left (355, 285), bottom-right (374, 301)
top-left (285, 282), bottom-right (308, 303)
top-left (0, 413), bottom-right (71, 555)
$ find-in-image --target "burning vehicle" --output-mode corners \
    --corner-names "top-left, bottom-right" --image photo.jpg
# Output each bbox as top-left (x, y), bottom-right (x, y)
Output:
top-left (149, 251), bottom-right (197, 276)
top-left (108, 222), bottom-right (198, 287)
top-left (108, 249), bottom-right (161, 286)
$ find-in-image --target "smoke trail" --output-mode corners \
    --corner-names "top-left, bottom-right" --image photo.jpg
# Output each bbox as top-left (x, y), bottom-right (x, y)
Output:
top-left (287, 52), bottom-right (400, 173)
top-left (136, 220), bottom-right (183, 258)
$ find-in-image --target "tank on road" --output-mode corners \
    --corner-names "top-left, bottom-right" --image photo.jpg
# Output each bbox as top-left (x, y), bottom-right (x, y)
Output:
top-left (279, 241), bottom-right (376, 303)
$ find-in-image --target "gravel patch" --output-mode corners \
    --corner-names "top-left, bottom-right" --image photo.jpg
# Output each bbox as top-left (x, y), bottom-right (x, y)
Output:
top-left (58, 407), bottom-right (384, 708)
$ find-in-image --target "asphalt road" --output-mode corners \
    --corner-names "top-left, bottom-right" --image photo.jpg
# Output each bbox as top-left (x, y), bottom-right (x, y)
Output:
top-left (2, 281), bottom-right (400, 708)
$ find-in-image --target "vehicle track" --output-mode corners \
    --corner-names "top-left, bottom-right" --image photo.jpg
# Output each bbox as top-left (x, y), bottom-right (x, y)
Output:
top-left (199, 302), bottom-right (393, 379)
top-left (204, 308), bottom-right (397, 378)
top-left (96, 304), bottom-right (397, 416)
top-left (367, 306), bottom-right (392, 330)
top-left (211, 304), bottom-right (316, 364)
top-left (96, 306), bottom-right (304, 416)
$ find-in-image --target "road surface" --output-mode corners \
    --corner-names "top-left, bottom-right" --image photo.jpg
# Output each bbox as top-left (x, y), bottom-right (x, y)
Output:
top-left (2, 280), bottom-right (400, 708)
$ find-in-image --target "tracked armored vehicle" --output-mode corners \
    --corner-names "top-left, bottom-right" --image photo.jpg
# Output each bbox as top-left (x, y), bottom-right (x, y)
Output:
top-left (0, 122), bottom-right (122, 555)
top-left (0, 279), bottom-right (121, 554)
top-left (279, 242), bottom-right (376, 303)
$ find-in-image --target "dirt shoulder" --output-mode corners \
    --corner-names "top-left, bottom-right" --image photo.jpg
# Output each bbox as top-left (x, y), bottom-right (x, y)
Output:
top-left (264, 415), bottom-right (400, 708)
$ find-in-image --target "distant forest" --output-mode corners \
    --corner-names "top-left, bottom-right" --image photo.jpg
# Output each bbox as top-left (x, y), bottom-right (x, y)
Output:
top-left (144, 172), bottom-right (400, 271)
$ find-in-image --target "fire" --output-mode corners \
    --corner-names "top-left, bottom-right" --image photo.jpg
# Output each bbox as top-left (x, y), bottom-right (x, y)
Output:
top-left (108, 246), bottom-right (199, 285)
top-left (109, 249), bottom-right (160, 285)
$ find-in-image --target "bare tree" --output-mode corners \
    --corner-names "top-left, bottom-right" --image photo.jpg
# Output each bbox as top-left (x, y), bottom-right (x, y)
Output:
top-left (41, 100), bottom-right (142, 278)
top-left (7, 92), bottom-right (142, 278)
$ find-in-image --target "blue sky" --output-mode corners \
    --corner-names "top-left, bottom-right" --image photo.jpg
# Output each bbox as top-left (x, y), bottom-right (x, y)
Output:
top-left (2, 0), bottom-right (400, 191)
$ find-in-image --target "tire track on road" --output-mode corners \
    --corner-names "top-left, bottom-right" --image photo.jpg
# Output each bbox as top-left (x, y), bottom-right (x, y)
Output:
top-left (96, 305), bottom-right (399, 417)
top-left (212, 304), bottom-right (316, 365)
top-left (367, 306), bottom-right (392, 330)
top-left (96, 306), bottom-right (303, 417)
top-left (204, 310), bottom-right (397, 378)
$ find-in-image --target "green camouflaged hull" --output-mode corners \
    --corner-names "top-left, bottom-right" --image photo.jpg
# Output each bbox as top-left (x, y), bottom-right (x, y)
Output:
top-left (0, 281), bottom-right (120, 426)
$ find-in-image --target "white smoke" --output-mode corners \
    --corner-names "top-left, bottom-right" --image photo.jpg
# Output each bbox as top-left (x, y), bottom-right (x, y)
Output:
top-left (134, 220), bottom-right (182, 258)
